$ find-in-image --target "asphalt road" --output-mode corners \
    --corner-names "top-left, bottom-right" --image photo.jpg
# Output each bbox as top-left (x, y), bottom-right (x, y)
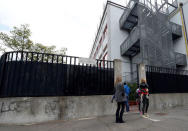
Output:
top-left (0, 106), bottom-right (188, 131)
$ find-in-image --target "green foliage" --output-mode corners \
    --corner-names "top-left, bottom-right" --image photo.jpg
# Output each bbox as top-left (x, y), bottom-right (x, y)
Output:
top-left (0, 24), bottom-right (67, 55)
top-left (0, 24), bottom-right (33, 51)
top-left (128, 83), bottom-right (138, 101)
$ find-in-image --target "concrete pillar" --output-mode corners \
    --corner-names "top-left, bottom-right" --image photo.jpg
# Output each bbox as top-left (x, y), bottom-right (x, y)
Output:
top-left (114, 59), bottom-right (122, 82)
top-left (138, 63), bottom-right (146, 83)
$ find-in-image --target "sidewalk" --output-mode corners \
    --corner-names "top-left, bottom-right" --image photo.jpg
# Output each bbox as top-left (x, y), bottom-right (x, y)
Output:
top-left (0, 106), bottom-right (188, 131)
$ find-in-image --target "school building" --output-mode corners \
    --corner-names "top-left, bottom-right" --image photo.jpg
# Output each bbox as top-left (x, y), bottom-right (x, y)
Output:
top-left (89, 0), bottom-right (188, 82)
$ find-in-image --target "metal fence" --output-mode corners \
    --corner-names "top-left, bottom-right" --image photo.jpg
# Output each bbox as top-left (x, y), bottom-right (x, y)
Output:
top-left (146, 65), bottom-right (188, 94)
top-left (0, 51), bottom-right (114, 97)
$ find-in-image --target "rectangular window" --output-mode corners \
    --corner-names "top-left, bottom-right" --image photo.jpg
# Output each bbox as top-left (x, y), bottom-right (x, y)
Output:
top-left (103, 24), bottom-right (108, 40)
top-left (99, 37), bottom-right (102, 45)
top-left (99, 54), bottom-right (102, 60)
top-left (102, 52), bottom-right (108, 67)
top-left (103, 44), bottom-right (107, 52)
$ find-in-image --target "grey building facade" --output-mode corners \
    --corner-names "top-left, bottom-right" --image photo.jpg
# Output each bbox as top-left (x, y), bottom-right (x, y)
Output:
top-left (90, 0), bottom-right (188, 82)
top-left (120, 0), bottom-right (186, 68)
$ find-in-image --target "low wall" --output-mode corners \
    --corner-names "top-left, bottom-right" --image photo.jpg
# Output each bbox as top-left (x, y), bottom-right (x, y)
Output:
top-left (0, 95), bottom-right (116, 124)
top-left (0, 93), bottom-right (188, 124)
top-left (149, 93), bottom-right (188, 111)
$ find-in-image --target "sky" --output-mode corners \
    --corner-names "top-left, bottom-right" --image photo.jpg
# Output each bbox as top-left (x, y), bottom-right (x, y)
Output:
top-left (0, 0), bottom-right (127, 58)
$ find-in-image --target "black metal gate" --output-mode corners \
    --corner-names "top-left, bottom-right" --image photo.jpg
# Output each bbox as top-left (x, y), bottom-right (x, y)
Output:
top-left (146, 65), bottom-right (188, 94)
top-left (0, 51), bottom-right (114, 97)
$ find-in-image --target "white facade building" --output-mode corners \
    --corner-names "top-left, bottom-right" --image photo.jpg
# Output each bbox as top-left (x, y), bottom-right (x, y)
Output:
top-left (170, 0), bottom-right (188, 70)
top-left (89, 1), bottom-right (131, 81)
top-left (89, 0), bottom-right (188, 82)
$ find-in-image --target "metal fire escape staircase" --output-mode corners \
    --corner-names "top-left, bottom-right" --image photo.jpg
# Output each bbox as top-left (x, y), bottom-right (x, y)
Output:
top-left (119, 1), bottom-right (139, 57)
top-left (120, 0), bottom-right (158, 57)
top-left (119, 0), bottom-right (182, 58)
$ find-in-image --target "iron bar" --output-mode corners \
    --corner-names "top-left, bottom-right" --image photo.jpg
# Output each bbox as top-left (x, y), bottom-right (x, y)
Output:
top-left (0, 51), bottom-right (114, 97)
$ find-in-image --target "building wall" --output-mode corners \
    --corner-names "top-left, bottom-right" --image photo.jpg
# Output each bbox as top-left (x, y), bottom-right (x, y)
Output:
top-left (108, 5), bottom-right (128, 61)
top-left (170, 1), bottom-right (188, 70)
top-left (89, 2), bottom-right (132, 82)
top-left (108, 5), bottom-right (132, 82)
top-left (140, 4), bottom-right (176, 68)
top-left (90, 1), bottom-right (188, 82)
top-left (90, 12), bottom-right (108, 60)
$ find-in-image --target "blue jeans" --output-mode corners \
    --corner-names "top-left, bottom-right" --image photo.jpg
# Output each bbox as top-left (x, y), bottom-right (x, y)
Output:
top-left (125, 96), bottom-right (129, 112)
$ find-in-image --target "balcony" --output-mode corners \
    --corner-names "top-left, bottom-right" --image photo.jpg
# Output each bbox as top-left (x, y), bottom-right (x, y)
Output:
top-left (170, 22), bottom-right (182, 40)
top-left (119, 1), bottom-right (138, 31)
top-left (120, 27), bottom-right (140, 57)
top-left (175, 52), bottom-right (187, 66)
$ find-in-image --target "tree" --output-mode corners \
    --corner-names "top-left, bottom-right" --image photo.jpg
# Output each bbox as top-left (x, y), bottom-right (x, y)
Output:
top-left (0, 24), bottom-right (67, 55)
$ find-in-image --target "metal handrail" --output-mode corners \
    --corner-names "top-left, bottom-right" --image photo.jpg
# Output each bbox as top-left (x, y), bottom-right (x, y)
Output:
top-left (1, 51), bottom-right (114, 68)
top-left (120, 26), bottom-right (140, 54)
top-left (146, 65), bottom-right (188, 75)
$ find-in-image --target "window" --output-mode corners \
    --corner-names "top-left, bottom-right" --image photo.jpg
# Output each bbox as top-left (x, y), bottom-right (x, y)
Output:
top-left (99, 37), bottom-right (102, 45)
top-left (102, 52), bottom-right (108, 67)
top-left (99, 54), bottom-right (102, 60)
top-left (103, 44), bottom-right (107, 52)
top-left (93, 24), bottom-right (107, 60)
top-left (103, 24), bottom-right (108, 40)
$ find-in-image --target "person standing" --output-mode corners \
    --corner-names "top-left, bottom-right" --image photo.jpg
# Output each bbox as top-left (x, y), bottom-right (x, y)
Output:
top-left (140, 79), bottom-right (149, 117)
top-left (114, 77), bottom-right (127, 123)
top-left (124, 82), bottom-right (130, 112)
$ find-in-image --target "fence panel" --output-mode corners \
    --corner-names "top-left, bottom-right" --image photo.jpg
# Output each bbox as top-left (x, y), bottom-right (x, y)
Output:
top-left (146, 65), bottom-right (188, 94)
top-left (0, 51), bottom-right (114, 97)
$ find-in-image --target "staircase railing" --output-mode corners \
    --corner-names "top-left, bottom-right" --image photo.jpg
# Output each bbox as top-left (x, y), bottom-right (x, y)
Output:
top-left (120, 26), bottom-right (140, 55)
top-left (126, 0), bottom-right (177, 14)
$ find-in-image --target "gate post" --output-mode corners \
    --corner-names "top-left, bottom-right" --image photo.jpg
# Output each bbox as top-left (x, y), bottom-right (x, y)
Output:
top-left (138, 63), bottom-right (146, 83)
top-left (114, 59), bottom-right (122, 82)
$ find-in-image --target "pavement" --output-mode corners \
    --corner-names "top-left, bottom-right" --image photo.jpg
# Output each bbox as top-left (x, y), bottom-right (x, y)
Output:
top-left (0, 106), bottom-right (188, 131)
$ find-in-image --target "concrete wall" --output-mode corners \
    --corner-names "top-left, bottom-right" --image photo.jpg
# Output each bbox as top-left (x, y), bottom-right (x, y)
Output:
top-left (149, 93), bottom-right (188, 111)
top-left (0, 95), bottom-right (116, 124)
top-left (0, 93), bottom-right (188, 124)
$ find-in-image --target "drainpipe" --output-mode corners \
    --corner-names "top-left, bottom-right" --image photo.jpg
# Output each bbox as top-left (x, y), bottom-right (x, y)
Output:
top-left (179, 3), bottom-right (188, 56)
top-left (129, 57), bottom-right (133, 82)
